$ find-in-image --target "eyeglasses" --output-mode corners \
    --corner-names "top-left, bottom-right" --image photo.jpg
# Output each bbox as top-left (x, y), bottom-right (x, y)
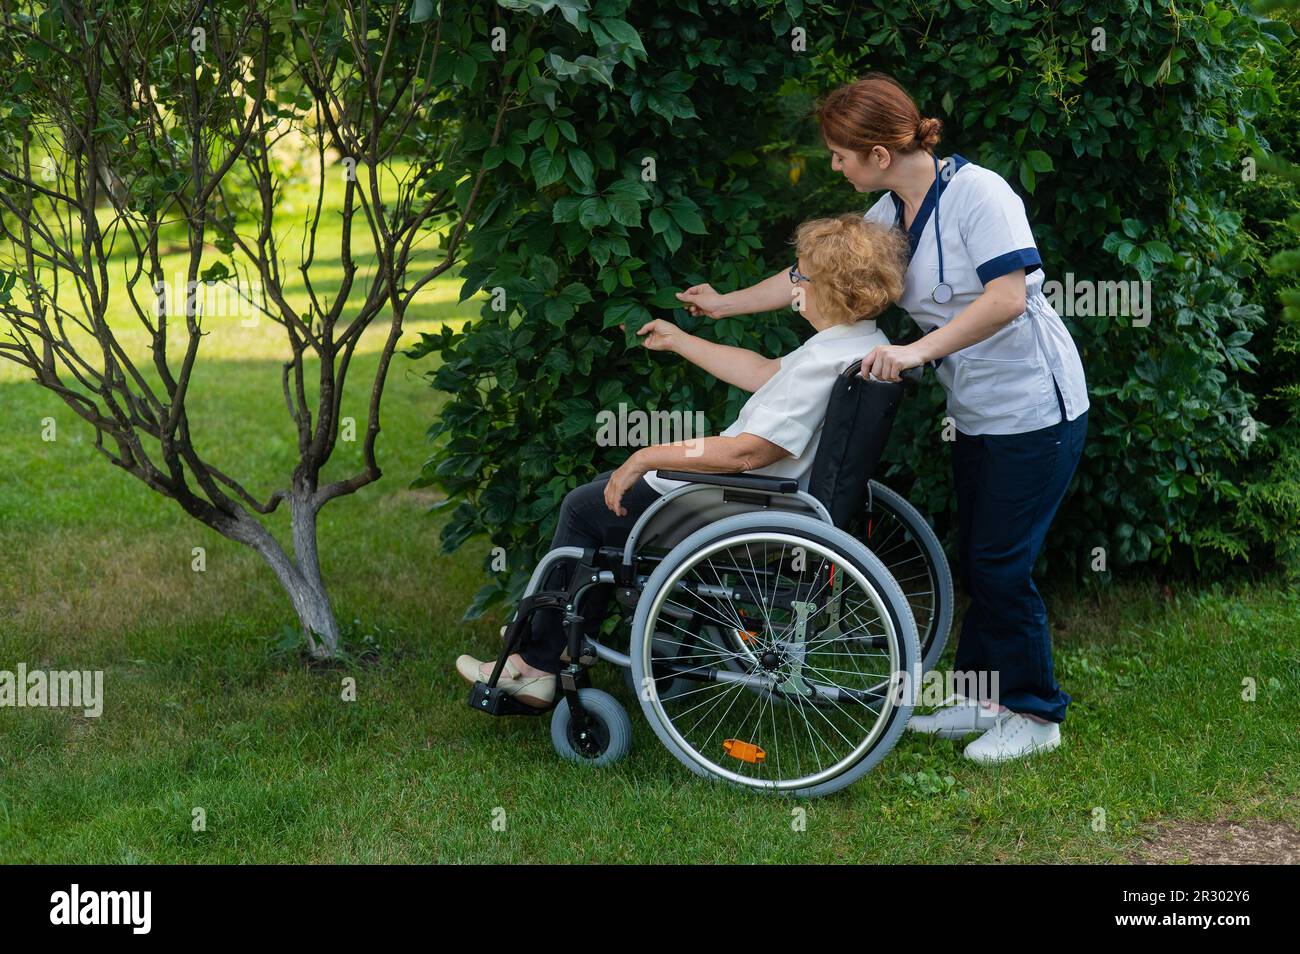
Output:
top-left (789, 263), bottom-right (813, 284)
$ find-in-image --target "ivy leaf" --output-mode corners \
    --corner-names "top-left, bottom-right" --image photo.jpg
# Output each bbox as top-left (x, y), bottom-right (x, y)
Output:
top-left (661, 219), bottom-right (683, 253)
top-left (462, 581), bottom-right (507, 622)
top-left (409, 0), bottom-right (438, 24)
top-left (453, 54), bottom-right (478, 87)
top-left (201, 261), bottom-right (232, 283)
top-left (605, 191), bottom-right (641, 228)
top-left (648, 207), bottom-right (672, 235)
top-left (529, 148), bottom-right (566, 187)
top-left (606, 179), bottom-right (650, 201)
top-left (667, 199), bottom-right (707, 235)
top-left (647, 287), bottom-right (686, 309)
top-left (1018, 159), bottom-right (1036, 193)
top-left (602, 298), bottom-right (650, 330)
top-left (544, 297), bottom-right (573, 327)
top-left (558, 282), bottom-right (593, 305)
top-left (1144, 240), bottom-right (1174, 264)
top-left (552, 196), bottom-right (582, 223)
top-left (1025, 149), bottom-right (1053, 173)
top-left (600, 18), bottom-right (646, 55)
top-left (567, 147), bottom-right (595, 187)
top-left (578, 196), bottom-right (611, 229)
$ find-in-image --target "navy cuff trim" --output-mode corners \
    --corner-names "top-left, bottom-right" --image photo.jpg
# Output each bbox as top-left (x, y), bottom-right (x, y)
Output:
top-left (976, 248), bottom-right (1042, 284)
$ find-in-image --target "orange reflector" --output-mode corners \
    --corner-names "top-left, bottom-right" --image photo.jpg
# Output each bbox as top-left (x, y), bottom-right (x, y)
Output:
top-left (723, 739), bottom-right (767, 764)
top-left (739, 629), bottom-right (758, 644)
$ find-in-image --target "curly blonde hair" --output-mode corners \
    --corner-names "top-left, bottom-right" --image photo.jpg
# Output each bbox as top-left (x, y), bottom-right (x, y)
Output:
top-left (792, 214), bottom-right (909, 325)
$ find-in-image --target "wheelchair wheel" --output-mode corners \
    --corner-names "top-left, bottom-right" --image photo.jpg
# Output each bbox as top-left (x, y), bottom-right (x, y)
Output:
top-left (550, 689), bottom-right (632, 767)
top-left (862, 480), bottom-right (953, 674)
top-left (630, 511), bottom-right (920, 798)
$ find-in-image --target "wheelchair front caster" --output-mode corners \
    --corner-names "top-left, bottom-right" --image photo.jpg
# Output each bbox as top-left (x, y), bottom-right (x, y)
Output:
top-left (550, 688), bottom-right (632, 767)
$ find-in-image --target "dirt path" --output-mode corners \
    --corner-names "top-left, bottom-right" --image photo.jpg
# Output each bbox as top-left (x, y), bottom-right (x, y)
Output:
top-left (1131, 819), bottom-right (1300, 864)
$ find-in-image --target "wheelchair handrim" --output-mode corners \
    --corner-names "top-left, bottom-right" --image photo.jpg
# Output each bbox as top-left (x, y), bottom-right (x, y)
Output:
top-left (638, 530), bottom-right (903, 792)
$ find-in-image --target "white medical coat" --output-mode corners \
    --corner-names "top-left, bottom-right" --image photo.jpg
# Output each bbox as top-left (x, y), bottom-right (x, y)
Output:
top-left (864, 155), bottom-right (1089, 436)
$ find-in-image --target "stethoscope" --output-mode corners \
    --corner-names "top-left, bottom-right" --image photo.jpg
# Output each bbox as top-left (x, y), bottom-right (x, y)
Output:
top-left (929, 153), bottom-right (954, 305)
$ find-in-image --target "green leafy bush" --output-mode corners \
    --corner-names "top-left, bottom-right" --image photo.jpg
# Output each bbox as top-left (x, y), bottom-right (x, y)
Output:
top-left (408, 0), bottom-right (815, 617)
top-left (790, 0), bottom-right (1293, 576)
top-left (1227, 4), bottom-right (1300, 573)
top-left (413, 0), bottom-right (1296, 620)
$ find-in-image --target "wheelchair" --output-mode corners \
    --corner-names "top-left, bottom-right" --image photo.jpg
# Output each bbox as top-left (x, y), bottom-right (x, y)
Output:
top-left (468, 363), bottom-right (953, 797)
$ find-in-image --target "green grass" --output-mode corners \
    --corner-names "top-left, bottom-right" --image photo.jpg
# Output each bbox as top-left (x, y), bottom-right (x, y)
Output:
top-left (0, 547), bottom-right (1296, 862)
top-left (0, 173), bottom-right (1296, 863)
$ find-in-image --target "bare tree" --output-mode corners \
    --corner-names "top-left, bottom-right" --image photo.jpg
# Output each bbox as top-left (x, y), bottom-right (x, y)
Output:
top-left (0, 0), bottom-right (511, 655)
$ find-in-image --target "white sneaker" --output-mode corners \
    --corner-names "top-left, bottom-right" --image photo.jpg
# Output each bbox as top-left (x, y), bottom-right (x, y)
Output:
top-left (907, 695), bottom-right (1000, 739)
top-left (962, 710), bottom-right (1061, 764)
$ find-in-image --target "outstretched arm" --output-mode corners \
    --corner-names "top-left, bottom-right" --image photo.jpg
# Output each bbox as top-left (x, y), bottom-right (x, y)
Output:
top-left (637, 319), bottom-right (779, 393)
top-left (676, 268), bottom-right (793, 319)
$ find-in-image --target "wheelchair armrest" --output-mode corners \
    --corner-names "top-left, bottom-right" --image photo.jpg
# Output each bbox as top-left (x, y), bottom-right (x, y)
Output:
top-left (654, 470), bottom-right (799, 494)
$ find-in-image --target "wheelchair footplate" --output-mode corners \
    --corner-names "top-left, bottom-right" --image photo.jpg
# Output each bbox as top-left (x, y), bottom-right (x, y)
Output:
top-left (466, 559), bottom-right (598, 719)
top-left (467, 679), bottom-right (555, 716)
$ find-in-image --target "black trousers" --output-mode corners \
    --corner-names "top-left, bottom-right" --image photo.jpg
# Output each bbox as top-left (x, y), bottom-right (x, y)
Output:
top-left (518, 470), bottom-right (663, 674)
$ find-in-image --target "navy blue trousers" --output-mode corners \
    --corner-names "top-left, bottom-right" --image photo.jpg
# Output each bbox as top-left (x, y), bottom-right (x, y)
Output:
top-left (951, 390), bottom-right (1087, 723)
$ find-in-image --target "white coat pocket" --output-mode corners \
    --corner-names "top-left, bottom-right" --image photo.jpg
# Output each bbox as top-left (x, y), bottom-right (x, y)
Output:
top-left (947, 355), bottom-right (1054, 424)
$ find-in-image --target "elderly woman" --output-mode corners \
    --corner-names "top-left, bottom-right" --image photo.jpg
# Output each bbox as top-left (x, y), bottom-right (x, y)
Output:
top-left (456, 214), bottom-right (909, 708)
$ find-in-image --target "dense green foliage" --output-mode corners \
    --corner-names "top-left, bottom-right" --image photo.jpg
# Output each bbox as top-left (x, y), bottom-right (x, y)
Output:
top-left (1229, 4), bottom-right (1300, 571)
top-left (783, 1), bottom-right (1294, 579)
top-left (413, 0), bottom-right (1297, 620)
top-left (409, 0), bottom-right (816, 617)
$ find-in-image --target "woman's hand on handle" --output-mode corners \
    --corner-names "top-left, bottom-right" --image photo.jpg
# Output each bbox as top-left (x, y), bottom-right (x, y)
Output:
top-left (861, 343), bottom-right (925, 383)
top-left (675, 283), bottom-right (728, 318)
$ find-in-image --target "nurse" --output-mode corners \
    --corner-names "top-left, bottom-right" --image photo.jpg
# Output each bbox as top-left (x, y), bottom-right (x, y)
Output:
top-left (676, 73), bottom-right (1089, 764)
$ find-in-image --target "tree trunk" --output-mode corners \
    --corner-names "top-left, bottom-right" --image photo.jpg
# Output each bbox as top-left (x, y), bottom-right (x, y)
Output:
top-left (227, 497), bottom-right (342, 658)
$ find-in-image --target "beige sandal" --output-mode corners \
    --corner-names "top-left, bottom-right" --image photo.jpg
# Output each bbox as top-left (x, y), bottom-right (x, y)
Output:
top-left (455, 654), bottom-right (556, 708)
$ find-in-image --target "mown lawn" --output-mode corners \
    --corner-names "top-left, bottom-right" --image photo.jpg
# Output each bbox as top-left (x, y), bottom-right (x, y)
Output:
top-left (0, 175), bottom-right (1296, 863)
top-left (3, 314), bottom-right (1296, 863)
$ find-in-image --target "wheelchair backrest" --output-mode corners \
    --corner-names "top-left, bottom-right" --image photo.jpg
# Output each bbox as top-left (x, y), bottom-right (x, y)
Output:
top-left (806, 363), bottom-right (907, 532)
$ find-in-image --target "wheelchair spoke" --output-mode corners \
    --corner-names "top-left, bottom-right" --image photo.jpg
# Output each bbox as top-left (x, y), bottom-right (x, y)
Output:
top-left (860, 493), bottom-right (947, 669)
top-left (650, 605), bottom-right (743, 657)
top-left (734, 543), bottom-right (780, 648)
top-left (667, 585), bottom-right (746, 635)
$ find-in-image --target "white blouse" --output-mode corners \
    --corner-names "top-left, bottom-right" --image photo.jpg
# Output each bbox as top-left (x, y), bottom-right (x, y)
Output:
top-left (644, 319), bottom-right (889, 494)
